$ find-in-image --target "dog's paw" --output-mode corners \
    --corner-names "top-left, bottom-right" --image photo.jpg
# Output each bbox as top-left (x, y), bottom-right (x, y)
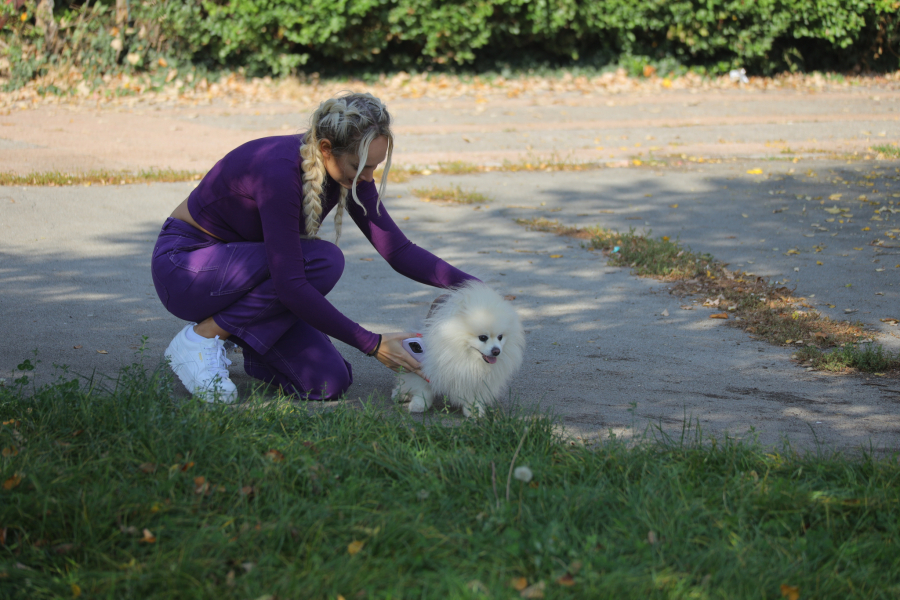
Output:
top-left (461, 401), bottom-right (488, 418)
top-left (391, 385), bottom-right (411, 403)
top-left (408, 395), bottom-right (428, 413)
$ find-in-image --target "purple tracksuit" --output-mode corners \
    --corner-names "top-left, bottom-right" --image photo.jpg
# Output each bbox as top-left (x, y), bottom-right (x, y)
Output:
top-left (151, 135), bottom-right (476, 399)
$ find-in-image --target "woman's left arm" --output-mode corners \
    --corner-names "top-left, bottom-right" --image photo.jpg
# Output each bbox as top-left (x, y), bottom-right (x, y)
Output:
top-left (348, 181), bottom-right (480, 288)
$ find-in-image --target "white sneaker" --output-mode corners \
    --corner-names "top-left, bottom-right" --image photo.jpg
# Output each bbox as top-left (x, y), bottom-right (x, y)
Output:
top-left (164, 323), bottom-right (238, 404)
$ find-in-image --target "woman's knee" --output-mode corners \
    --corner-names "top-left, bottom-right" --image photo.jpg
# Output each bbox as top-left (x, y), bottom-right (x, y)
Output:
top-left (305, 240), bottom-right (345, 296)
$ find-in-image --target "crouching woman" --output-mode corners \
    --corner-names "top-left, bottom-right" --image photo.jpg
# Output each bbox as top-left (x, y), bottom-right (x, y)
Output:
top-left (151, 92), bottom-right (478, 402)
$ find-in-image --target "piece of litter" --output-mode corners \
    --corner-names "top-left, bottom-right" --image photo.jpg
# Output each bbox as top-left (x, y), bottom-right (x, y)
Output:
top-left (729, 68), bottom-right (749, 84)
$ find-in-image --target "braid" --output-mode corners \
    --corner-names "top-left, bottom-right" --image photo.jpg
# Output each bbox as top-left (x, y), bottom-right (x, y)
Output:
top-left (299, 125), bottom-right (326, 238)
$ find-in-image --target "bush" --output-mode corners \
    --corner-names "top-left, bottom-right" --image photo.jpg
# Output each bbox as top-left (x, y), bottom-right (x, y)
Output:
top-left (2, 0), bottom-right (899, 90)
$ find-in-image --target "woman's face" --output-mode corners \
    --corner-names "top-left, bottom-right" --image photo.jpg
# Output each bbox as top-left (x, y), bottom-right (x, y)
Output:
top-left (321, 135), bottom-right (389, 189)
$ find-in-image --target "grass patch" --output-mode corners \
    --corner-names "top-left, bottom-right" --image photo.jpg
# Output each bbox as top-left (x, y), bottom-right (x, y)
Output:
top-left (2, 361), bottom-right (900, 598)
top-left (795, 342), bottom-right (900, 373)
top-left (0, 169), bottom-right (204, 187)
top-left (377, 154), bottom-right (604, 185)
top-left (516, 218), bottom-right (872, 359)
top-left (871, 144), bottom-right (900, 159)
top-left (411, 184), bottom-right (491, 204)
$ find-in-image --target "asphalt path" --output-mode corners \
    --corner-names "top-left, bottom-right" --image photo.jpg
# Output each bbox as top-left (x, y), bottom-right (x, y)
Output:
top-left (1, 86), bottom-right (899, 452)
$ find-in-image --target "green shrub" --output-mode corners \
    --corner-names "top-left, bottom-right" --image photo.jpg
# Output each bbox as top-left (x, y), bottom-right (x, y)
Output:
top-left (2, 0), bottom-right (899, 90)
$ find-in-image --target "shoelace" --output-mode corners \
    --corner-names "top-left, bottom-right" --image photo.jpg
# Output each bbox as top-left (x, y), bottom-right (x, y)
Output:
top-left (202, 335), bottom-right (233, 379)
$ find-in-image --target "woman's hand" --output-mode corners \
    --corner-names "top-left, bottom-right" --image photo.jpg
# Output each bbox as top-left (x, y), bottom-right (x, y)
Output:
top-left (373, 332), bottom-right (427, 381)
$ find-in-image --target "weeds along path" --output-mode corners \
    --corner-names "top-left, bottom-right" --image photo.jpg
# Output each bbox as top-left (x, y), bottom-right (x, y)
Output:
top-left (1, 84), bottom-right (899, 452)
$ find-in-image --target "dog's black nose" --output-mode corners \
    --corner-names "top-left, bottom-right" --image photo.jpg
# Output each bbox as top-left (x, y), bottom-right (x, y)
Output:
top-left (491, 347), bottom-right (501, 356)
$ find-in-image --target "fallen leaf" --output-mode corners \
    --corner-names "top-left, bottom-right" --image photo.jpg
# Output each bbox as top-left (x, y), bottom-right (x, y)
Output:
top-left (709, 313), bottom-right (729, 319)
top-left (138, 462), bottom-right (157, 474)
top-left (139, 528), bottom-right (156, 543)
top-left (73, 345), bottom-right (82, 349)
top-left (780, 584), bottom-right (800, 600)
top-left (549, 254), bottom-right (563, 258)
top-left (240, 485), bottom-right (255, 496)
top-left (193, 476), bottom-right (210, 495)
top-left (504, 295), bottom-right (516, 301)
top-left (96, 350), bottom-right (108, 354)
top-left (180, 461), bottom-right (195, 472)
top-left (669, 204), bottom-right (678, 209)
top-left (741, 213), bottom-right (748, 218)
top-left (520, 581), bottom-right (546, 599)
top-left (72, 583), bottom-right (82, 598)
top-left (661, 309), bottom-right (669, 317)
top-left (264, 449), bottom-right (284, 462)
top-left (0, 527), bottom-right (6, 545)
top-left (828, 193), bottom-right (842, 200)
top-left (3, 474), bottom-right (23, 490)
top-left (510, 577), bottom-right (528, 591)
top-left (556, 573), bottom-right (575, 587)
top-left (359, 257), bottom-right (373, 261)
top-left (347, 540), bottom-right (365, 555)
top-left (647, 530), bottom-right (658, 544)
top-left (746, 168), bottom-right (763, 175)
top-left (1, 447), bottom-right (17, 457)
top-left (880, 318), bottom-right (899, 325)
top-left (824, 206), bottom-right (844, 214)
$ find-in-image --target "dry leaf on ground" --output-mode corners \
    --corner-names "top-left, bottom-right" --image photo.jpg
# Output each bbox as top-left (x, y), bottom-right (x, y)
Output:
top-left (709, 313), bottom-right (729, 319)
top-left (2, 474), bottom-right (23, 490)
top-left (510, 577), bottom-right (528, 591)
top-left (140, 528), bottom-right (156, 543)
top-left (520, 581), bottom-right (546, 599)
top-left (780, 584), bottom-right (800, 600)
top-left (264, 449), bottom-right (284, 462)
top-left (347, 540), bottom-right (365, 555)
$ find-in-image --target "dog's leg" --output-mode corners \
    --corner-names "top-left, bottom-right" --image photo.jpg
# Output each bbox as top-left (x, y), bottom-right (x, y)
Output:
top-left (404, 376), bottom-right (434, 413)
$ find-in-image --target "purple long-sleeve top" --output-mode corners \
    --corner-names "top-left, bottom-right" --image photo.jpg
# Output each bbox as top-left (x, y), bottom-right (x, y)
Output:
top-left (187, 135), bottom-right (477, 355)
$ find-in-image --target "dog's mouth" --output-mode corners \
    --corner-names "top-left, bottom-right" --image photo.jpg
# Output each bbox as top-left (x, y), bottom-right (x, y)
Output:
top-left (481, 353), bottom-right (497, 364)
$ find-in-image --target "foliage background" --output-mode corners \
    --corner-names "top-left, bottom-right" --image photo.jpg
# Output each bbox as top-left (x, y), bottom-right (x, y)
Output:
top-left (1, 0), bottom-right (899, 91)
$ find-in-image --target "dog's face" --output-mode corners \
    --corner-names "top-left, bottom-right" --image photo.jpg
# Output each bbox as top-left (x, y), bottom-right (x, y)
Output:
top-left (458, 306), bottom-right (515, 365)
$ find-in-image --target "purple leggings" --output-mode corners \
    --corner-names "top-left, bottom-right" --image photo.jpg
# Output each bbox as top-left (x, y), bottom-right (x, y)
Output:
top-left (151, 218), bottom-right (352, 400)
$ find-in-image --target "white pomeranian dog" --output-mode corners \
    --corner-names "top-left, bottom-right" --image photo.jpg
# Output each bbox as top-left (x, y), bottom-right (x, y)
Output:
top-left (392, 282), bottom-right (525, 417)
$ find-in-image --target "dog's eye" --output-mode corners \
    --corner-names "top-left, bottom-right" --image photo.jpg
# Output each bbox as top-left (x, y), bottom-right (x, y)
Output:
top-left (478, 335), bottom-right (488, 342)
top-left (498, 334), bottom-right (503, 341)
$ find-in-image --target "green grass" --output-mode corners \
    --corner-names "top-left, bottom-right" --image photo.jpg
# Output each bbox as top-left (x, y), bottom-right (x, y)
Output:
top-left (795, 342), bottom-right (900, 373)
top-left (516, 219), bottom-right (712, 279)
top-left (411, 185), bottom-right (491, 204)
top-left (2, 359), bottom-right (900, 598)
top-left (871, 144), bottom-right (900, 159)
top-left (0, 169), bottom-right (203, 187)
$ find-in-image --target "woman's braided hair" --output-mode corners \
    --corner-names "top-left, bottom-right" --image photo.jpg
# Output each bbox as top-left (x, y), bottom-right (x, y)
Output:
top-left (299, 92), bottom-right (393, 243)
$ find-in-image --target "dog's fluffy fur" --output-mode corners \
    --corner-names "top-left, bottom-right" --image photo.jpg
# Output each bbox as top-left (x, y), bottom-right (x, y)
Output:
top-left (391, 282), bottom-right (525, 417)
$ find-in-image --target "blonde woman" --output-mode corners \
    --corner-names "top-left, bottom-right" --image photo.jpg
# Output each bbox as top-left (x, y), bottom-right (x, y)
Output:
top-left (151, 92), bottom-right (478, 402)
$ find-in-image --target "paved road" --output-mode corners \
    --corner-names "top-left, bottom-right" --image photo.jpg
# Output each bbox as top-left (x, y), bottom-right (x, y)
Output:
top-left (2, 86), bottom-right (899, 452)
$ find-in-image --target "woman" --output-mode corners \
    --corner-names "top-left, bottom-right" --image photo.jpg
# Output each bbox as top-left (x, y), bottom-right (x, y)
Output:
top-left (151, 92), bottom-right (478, 402)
